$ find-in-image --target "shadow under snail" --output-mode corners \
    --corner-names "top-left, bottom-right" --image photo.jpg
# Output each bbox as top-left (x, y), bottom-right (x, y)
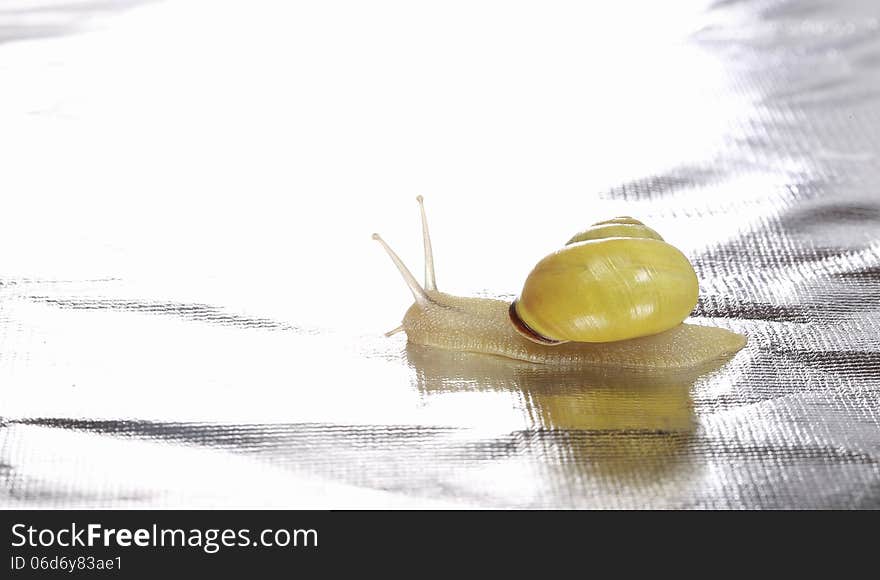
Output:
top-left (373, 197), bottom-right (746, 370)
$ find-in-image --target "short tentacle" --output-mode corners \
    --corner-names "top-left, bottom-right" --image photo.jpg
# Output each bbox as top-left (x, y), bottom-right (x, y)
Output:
top-left (384, 325), bottom-right (405, 337)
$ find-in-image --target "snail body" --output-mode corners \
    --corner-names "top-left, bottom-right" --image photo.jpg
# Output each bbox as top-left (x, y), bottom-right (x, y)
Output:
top-left (374, 198), bottom-right (746, 370)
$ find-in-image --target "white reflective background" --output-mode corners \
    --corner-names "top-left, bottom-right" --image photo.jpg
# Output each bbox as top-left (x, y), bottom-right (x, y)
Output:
top-left (1, 0), bottom-right (878, 508)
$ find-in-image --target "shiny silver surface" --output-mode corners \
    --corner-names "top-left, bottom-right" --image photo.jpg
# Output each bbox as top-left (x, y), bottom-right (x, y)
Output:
top-left (0, 0), bottom-right (878, 508)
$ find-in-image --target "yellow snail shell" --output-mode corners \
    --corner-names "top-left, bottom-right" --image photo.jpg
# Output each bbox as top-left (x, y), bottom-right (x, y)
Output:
top-left (510, 217), bottom-right (699, 344)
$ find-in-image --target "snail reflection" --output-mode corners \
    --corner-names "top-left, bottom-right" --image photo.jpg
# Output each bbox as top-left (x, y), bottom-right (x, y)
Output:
top-left (405, 343), bottom-right (707, 432)
top-left (404, 343), bottom-right (740, 484)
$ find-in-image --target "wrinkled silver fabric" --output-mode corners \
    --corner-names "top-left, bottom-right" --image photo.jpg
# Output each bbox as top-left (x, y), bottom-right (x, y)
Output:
top-left (0, 0), bottom-right (878, 509)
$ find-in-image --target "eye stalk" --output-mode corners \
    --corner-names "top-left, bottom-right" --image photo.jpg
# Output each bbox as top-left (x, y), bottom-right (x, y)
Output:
top-left (371, 232), bottom-right (430, 307)
top-left (371, 196), bottom-right (440, 309)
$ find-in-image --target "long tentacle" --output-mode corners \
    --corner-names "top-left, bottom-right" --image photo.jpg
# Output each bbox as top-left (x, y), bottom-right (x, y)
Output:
top-left (416, 195), bottom-right (437, 291)
top-left (372, 233), bottom-right (430, 306)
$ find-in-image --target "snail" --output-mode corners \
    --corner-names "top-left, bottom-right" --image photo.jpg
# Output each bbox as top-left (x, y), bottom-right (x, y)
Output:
top-left (373, 197), bottom-right (746, 370)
